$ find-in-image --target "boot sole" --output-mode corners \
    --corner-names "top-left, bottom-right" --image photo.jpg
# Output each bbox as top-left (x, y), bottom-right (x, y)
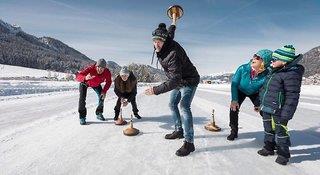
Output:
top-left (275, 160), bottom-right (288, 165)
top-left (97, 117), bottom-right (106, 121)
top-left (175, 149), bottom-right (195, 157)
top-left (257, 149), bottom-right (275, 156)
top-left (275, 156), bottom-right (289, 165)
top-left (79, 119), bottom-right (86, 125)
top-left (227, 136), bottom-right (238, 141)
top-left (165, 136), bottom-right (184, 140)
top-left (257, 152), bottom-right (275, 156)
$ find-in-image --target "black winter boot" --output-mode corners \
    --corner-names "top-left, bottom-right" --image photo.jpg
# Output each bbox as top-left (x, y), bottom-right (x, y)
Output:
top-left (96, 113), bottom-right (106, 121)
top-left (258, 141), bottom-right (276, 156)
top-left (275, 155), bottom-right (289, 165)
top-left (276, 146), bottom-right (290, 164)
top-left (176, 141), bottom-right (195, 157)
top-left (257, 148), bottom-right (275, 156)
top-left (79, 117), bottom-right (86, 125)
top-left (227, 129), bottom-right (238, 141)
top-left (165, 130), bottom-right (184, 139)
top-left (134, 113), bottom-right (142, 119)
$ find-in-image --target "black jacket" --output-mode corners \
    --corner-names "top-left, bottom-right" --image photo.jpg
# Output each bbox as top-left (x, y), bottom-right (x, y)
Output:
top-left (260, 54), bottom-right (305, 121)
top-left (153, 25), bottom-right (200, 95)
top-left (114, 72), bottom-right (137, 102)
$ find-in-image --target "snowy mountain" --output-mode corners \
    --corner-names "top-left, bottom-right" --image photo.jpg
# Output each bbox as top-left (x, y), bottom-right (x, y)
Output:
top-left (106, 61), bottom-right (166, 82)
top-left (200, 72), bottom-right (233, 84)
top-left (127, 63), bottom-right (167, 82)
top-left (0, 19), bottom-right (166, 82)
top-left (105, 60), bottom-right (122, 79)
top-left (0, 20), bottom-right (22, 34)
top-left (301, 46), bottom-right (320, 77)
top-left (302, 73), bottom-right (320, 85)
top-left (0, 19), bottom-right (94, 73)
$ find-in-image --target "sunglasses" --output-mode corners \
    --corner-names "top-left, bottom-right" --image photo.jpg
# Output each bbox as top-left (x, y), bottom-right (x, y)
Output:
top-left (271, 57), bottom-right (278, 62)
top-left (253, 54), bottom-right (262, 60)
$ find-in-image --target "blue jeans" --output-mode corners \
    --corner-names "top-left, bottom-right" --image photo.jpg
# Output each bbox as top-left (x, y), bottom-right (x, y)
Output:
top-left (169, 85), bottom-right (197, 143)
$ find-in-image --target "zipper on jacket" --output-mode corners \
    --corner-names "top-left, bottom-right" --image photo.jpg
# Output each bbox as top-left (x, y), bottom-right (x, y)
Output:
top-left (262, 74), bottom-right (275, 105)
top-left (278, 91), bottom-right (283, 108)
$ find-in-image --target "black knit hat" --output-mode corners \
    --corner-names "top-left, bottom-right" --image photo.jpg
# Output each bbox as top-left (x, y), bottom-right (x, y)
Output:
top-left (152, 23), bottom-right (168, 41)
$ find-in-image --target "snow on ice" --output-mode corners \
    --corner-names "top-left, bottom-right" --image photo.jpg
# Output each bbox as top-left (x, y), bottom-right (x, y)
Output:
top-left (0, 66), bottom-right (320, 175)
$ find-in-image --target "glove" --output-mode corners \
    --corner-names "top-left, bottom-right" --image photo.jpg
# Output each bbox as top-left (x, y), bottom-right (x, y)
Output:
top-left (121, 98), bottom-right (128, 107)
top-left (254, 106), bottom-right (260, 112)
top-left (230, 101), bottom-right (239, 111)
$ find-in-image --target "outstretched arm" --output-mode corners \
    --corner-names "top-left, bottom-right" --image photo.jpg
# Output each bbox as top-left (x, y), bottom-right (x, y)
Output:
top-left (153, 51), bottom-right (182, 95)
top-left (75, 65), bottom-right (94, 82)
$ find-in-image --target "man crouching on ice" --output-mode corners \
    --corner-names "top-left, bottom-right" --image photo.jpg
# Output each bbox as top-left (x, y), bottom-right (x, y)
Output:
top-left (75, 59), bottom-right (112, 125)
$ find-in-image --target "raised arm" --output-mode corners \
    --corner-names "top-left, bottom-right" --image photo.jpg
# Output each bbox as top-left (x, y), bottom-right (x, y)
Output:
top-left (167, 24), bottom-right (176, 40)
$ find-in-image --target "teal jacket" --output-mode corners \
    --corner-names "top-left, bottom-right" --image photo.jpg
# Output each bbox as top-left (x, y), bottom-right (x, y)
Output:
top-left (231, 49), bottom-right (273, 102)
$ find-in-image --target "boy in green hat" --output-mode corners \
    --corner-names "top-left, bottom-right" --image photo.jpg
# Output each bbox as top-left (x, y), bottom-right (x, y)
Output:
top-left (258, 45), bottom-right (305, 165)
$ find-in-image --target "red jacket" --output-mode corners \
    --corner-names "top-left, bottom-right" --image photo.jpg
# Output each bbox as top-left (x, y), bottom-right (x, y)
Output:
top-left (76, 64), bottom-right (112, 94)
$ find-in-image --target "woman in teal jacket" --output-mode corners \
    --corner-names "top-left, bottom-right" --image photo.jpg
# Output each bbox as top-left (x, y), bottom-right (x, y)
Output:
top-left (227, 49), bottom-right (273, 141)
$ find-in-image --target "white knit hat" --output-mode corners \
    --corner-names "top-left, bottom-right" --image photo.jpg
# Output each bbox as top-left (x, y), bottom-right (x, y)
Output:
top-left (120, 66), bottom-right (130, 76)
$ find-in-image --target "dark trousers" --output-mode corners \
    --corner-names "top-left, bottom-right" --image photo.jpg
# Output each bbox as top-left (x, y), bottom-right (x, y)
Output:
top-left (78, 83), bottom-right (104, 118)
top-left (263, 112), bottom-right (291, 158)
top-left (229, 90), bottom-right (261, 132)
top-left (114, 96), bottom-right (139, 114)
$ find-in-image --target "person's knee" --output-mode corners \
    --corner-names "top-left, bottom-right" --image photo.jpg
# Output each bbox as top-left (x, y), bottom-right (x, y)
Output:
top-left (169, 101), bottom-right (178, 110)
top-left (180, 100), bottom-right (191, 111)
top-left (264, 126), bottom-right (273, 133)
top-left (278, 137), bottom-right (291, 147)
top-left (114, 104), bottom-right (121, 111)
top-left (78, 99), bottom-right (86, 107)
top-left (78, 108), bottom-right (86, 115)
top-left (263, 121), bottom-right (273, 132)
top-left (229, 109), bottom-right (239, 115)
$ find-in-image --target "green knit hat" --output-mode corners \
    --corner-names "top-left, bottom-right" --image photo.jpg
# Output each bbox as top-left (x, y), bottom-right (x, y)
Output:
top-left (255, 49), bottom-right (273, 69)
top-left (272, 45), bottom-right (297, 63)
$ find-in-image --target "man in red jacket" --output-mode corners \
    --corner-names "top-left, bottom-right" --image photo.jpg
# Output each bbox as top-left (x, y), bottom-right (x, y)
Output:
top-left (75, 59), bottom-right (112, 125)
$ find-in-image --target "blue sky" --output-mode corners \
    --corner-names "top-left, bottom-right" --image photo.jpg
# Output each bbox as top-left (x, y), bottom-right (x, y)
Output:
top-left (1, 0), bottom-right (320, 75)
